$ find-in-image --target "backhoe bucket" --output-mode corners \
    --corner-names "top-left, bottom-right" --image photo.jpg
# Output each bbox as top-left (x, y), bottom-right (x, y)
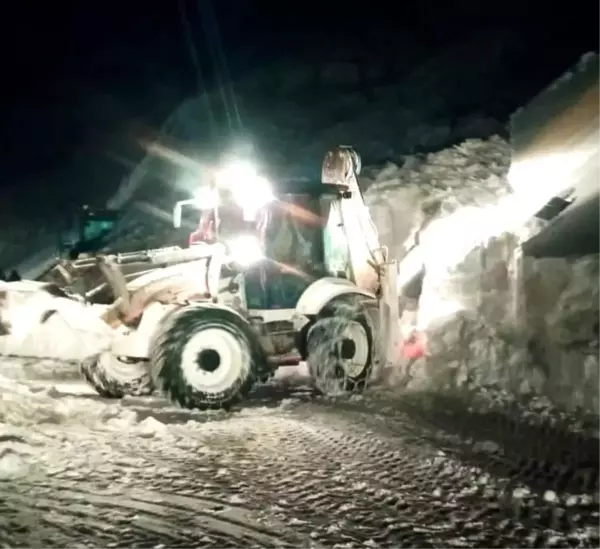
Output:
top-left (512, 53), bottom-right (599, 258)
top-left (374, 259), bottom-right (401, 381)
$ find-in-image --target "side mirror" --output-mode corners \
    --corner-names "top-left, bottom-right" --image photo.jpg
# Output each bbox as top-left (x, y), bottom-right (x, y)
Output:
top-left (173, 197), bottom-right (209, 228)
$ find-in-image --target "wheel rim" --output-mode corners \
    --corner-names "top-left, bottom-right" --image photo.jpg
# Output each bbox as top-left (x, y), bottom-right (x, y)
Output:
top-left (336, 320), bottom-right (369, 378)
top-left (180, 326), bottom-right (250, 394)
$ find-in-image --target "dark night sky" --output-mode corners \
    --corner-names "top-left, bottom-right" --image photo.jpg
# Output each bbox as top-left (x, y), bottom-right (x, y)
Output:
top-left (0, 0), bottom-right (597, 195)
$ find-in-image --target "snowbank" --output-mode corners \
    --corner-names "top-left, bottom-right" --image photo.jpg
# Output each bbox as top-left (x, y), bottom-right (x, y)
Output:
top-left (365, 136), bottom-right (599, 415)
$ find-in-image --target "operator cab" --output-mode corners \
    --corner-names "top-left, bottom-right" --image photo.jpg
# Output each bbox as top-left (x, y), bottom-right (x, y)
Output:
top-left (244, 180), bottom-right (351, 310)
top-left (172, 172), bottom-right (355, 311)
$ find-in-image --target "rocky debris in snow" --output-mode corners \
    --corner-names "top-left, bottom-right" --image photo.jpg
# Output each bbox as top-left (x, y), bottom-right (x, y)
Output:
top-left (364, 135), bottom-right (512, 262)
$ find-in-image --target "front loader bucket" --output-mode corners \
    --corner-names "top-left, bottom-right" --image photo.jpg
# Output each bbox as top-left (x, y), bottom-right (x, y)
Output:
top-left (512, 53), bottom-right (599, 258)
top-left (0, 281), bottom-right (113, 366)
top-left (0, 254), bottom-right (142, 367)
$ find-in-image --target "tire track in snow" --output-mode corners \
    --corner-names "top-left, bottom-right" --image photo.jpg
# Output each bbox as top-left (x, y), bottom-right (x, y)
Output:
top-left (3, 486), bottom-right (294, 547)
top-left (0, 380), bottom-right (597, 548)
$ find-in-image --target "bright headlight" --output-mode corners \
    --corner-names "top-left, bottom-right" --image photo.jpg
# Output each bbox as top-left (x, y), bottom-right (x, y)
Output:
top-left (238, 175), bottom-right (274, 220)
top-left (215, 160), bottom-right (274, 220)
top-left (193, 187), bottom-right (219, 209)
top-left (226, 234), bottom-right (264, 267)
top-left (215, 159), bottom-right (256, 189)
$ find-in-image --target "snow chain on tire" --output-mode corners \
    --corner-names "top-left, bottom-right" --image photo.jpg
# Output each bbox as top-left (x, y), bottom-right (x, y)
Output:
top-left (80, 352), bottom-right (154, 398)
top-left (306, 295), bottom-right (377, 396)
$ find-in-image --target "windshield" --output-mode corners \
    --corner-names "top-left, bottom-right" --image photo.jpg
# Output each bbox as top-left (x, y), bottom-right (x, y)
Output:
top-left (263, 194), bottom-right (327, 277)
top-left (244, 192), bottom-right (354, 309)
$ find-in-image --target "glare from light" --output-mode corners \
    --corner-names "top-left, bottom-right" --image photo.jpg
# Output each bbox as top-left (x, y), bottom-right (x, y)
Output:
top-left (507, 150), bottom-right (591, 199)
top-left (226, 234), bottom-right (264, 267)
top-left (424, 150), bottom-right (592, 271)
top-left (215, 159), bottom-right (274, 220)
top-left (215, 159), bottom-right (257, 189)
top-left (193, 187), bottom-right (219, 209)
top-left (238, 175), bottom-right (274, 221)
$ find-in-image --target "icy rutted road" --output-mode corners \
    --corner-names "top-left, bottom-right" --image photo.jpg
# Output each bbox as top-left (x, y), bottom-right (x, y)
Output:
top-left (0, 362), bottom-right (598, 548)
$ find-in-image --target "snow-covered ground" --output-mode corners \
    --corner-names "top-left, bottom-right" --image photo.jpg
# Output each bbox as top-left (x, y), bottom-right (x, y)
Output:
top-left (0, 363), bottom-right (598, 547)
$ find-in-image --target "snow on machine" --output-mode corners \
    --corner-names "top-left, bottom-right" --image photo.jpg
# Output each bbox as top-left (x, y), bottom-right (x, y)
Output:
top-left (0, 147), bottom-right (400, 409)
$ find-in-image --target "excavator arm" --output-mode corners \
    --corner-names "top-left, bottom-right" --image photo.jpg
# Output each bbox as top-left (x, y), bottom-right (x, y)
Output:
top-left (321, 146), bottom-right (388, 294)
top-left (320, 146), bottom-right (400, 369)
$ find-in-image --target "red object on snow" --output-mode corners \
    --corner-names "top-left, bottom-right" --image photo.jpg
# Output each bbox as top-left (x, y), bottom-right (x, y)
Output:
top-left (401, 331), bottom-right (427, 360)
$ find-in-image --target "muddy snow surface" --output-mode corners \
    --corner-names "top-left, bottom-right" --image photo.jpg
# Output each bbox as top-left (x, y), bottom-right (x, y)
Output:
top-left (0, 359), bottom-right (597, 548)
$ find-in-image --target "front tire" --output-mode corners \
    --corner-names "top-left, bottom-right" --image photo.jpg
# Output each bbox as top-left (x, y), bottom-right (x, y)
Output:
top-left (306, 296), bottom-right (375, 396)
top-left (149, 304), bottom-right (263, 410)
top-left (80, 352), bottom-right (154, 398)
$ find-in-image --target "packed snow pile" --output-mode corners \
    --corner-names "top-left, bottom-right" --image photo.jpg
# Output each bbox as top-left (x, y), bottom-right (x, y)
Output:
top-left (365, 136), bottom-right (599, 414)
top-left (363, 136), bottom-right (513, 261)
top-left (0, 281), bottom-right (113, 380)
top-left (0, 378), bottom-right (120, 428)
top-left (0, 377), bottom-right (179, 478)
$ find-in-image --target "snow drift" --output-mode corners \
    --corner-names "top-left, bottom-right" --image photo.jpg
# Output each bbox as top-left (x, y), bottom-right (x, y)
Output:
top-left (364, 136), bottom-right (598, 414)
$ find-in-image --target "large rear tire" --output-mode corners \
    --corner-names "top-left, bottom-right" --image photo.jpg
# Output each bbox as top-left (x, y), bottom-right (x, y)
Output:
top-left (149, 304), bottom-right (263, 410)
top-left (80, 352), bottom-right (154, 398)
top-left (306, 296), bottom-right (375, 396)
